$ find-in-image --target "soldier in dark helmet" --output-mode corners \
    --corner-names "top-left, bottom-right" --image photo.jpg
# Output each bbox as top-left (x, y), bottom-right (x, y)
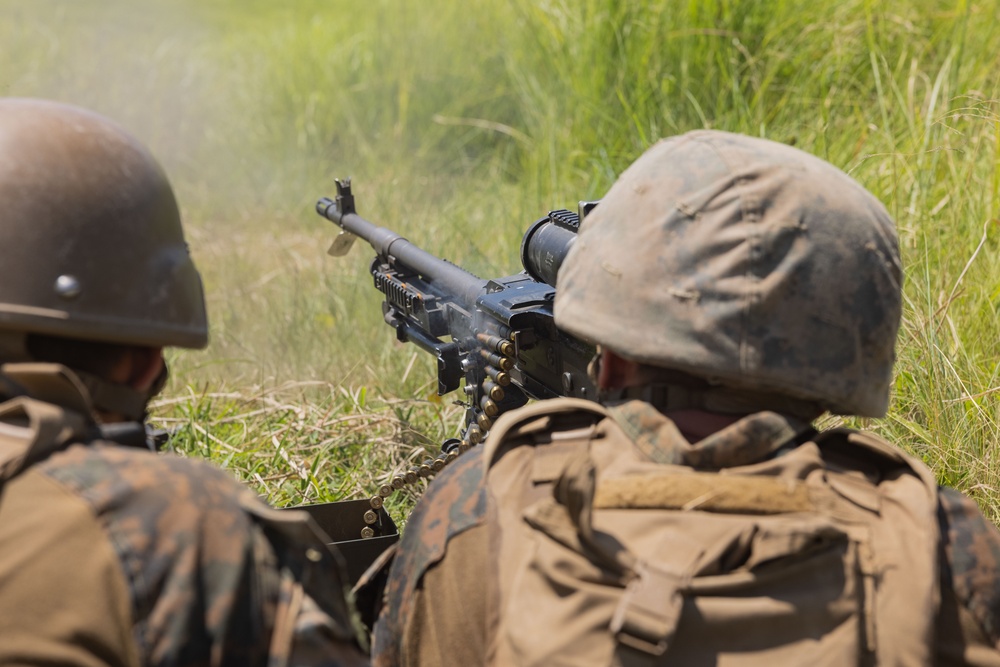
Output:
top-left (373, 131), bottom-right (1000, 665)
top-left (0, 98), bottom-right (368, 667)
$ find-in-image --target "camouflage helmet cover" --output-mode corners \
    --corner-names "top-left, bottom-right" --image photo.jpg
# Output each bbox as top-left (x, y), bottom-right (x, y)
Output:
top-left (0, 98), bottom-right (208, 349)
top-left (555, 130), bottom-right (902, 417)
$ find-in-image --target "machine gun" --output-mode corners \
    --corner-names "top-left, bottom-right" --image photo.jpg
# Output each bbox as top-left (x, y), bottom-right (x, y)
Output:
top-left (316, 179), bottom-right (598, 468)
top-left (306, 180), bottom-right (599, 626)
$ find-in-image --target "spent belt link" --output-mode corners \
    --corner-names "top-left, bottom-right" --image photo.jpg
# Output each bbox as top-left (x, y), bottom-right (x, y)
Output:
top-left (358, 332), bottom-right (517, 539)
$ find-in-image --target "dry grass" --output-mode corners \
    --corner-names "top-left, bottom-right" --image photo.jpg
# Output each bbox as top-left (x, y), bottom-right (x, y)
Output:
top-left (151, 382), bottom-right (463, 521)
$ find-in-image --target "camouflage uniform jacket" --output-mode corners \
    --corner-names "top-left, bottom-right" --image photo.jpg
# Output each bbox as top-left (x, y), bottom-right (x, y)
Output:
top-left (373, 399), bottom-right (1000, 666)
top-left (0, 363), bottom-right (369, 667)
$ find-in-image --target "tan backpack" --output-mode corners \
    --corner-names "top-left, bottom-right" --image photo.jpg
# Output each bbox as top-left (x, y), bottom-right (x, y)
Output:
top-left (483, 399), bottom-right (940, 666)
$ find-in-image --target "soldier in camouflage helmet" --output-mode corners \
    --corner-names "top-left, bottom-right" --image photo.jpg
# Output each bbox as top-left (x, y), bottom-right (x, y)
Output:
top-left (0, 98), bottom-right (368, 666)
top-left (372, 131), bottom-right (1000, 665)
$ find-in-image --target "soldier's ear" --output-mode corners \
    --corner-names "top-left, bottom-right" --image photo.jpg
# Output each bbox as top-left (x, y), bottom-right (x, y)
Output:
top-left (123, 347), bottom-right (165, 392)
top-left (598, 348), bottom-right (642, 390)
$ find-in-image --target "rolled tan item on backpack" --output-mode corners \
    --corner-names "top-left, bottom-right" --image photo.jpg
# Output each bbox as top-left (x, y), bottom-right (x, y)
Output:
top-left (593, 472), bottom-right (814, 514)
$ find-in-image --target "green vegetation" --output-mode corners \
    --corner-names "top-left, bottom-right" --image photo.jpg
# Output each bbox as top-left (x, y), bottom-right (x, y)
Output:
top-left (1, 0), bottom-right (998, 520)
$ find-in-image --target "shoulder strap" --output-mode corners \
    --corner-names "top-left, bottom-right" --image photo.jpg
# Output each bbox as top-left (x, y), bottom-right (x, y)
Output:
top-left (0, 364), bottom-right (155, 487)
top-left (0, 395), bottom-right (89, 484)
top-left (0, 363), bottom-right (93, 416)
top-left (483, 397), bottom-right (608, 472)
top-left (0, 408), bottom-right (38, 476)
top-left (0, 363), bottom-right (98, 484)
top-left (814, 426), bottom-right (939, 490)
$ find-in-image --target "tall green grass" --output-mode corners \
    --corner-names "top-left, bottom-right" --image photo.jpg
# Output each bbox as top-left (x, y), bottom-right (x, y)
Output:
top-left (1, 0), bottom-right (998, 518)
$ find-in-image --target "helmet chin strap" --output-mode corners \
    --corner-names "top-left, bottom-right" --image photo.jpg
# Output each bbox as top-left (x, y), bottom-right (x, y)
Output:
top-left (601, 382), bottom-right (824, 422)
top-left (2, 329), bottom-right (171, 424)
top-left (1, 361), bottom-right (169, 452)
top-left (73, 371), bottom-right (150, 423)
top-left (74, 363), bottom-right (169, 424)
top-left (2, 351), bottom-right (168, 427)
top-left (589, 347), bottom-right (824, 422)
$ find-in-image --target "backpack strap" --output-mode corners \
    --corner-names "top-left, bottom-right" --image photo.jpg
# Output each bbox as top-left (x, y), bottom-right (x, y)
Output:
top-left (0, 364), bottom-right (98, 485)
top-left (482, 397), bottom-right (609, 475)
top-left (813, 426), bottom-right (939, 659)
top-left (0, 397), bottom-right (89, 484)
top-left (814, 427), bottom-right (940, 492)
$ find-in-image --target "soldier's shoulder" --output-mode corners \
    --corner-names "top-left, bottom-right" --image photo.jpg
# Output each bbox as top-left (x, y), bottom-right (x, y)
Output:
top-left (397, 445), bottom-right (487, 574)
top-left (33, 442), bottom-right (289, 663)
top-left (36, 442), bottom-right (265, 584)
top-left (375, 447), bottom-right (487, 659)
top-left (389, 399), bottom-right (607, 578)
top-left (938, 485), bottom-right (1000, 646)
top-left (484, 398), bottom-right (609, 466)
top-left (39, 440), bottom-right (258, 518)
top-left (490, 397), bottom-right (608, 441)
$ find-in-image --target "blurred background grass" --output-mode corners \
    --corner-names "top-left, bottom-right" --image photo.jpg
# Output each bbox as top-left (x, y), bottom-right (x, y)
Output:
top-left (1, 0), bottom-right (998, 519)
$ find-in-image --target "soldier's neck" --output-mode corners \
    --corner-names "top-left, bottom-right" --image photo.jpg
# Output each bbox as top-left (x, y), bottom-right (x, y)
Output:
top-left (663, 408), bottom-right (744, 442)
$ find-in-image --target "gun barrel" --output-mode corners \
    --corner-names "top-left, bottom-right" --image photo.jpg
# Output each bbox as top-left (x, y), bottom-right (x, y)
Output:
top-left (317, 197), bottom-right (486, 306)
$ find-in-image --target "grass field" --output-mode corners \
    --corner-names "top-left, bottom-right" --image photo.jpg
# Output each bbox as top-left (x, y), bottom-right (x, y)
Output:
top-left (2, 0), bottom-right (998, 522)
